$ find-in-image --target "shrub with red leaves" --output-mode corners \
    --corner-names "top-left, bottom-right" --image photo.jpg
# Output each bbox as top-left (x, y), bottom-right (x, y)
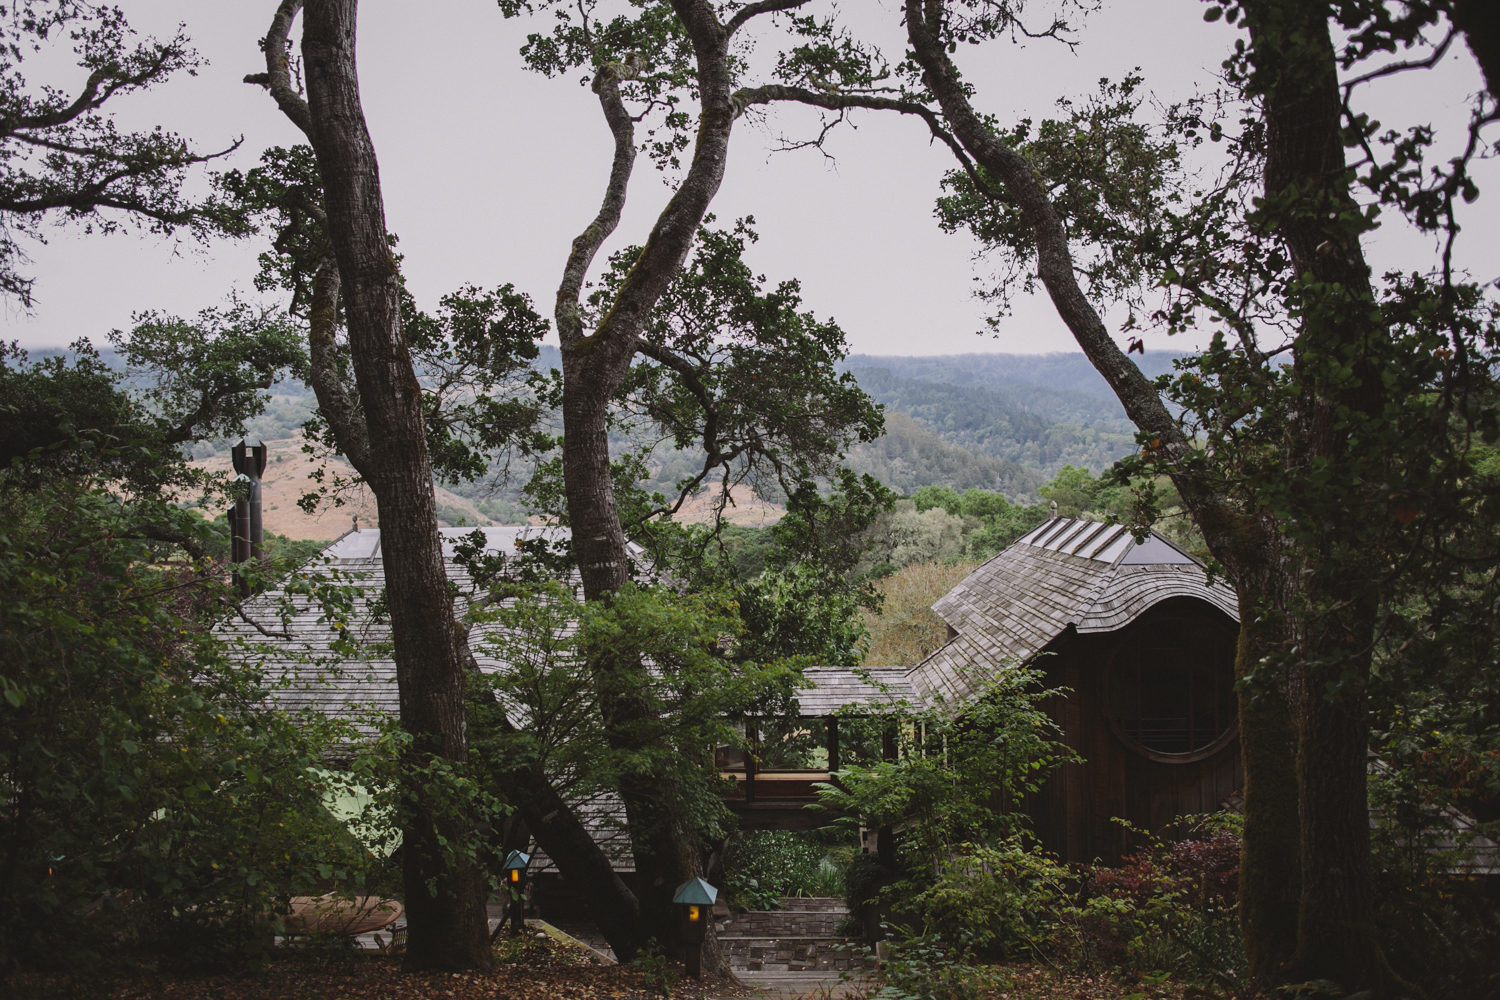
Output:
top-left (1053, 830), bottom-right (1243, 971)
top-left (1087, 831), bottom-right (1241, 909)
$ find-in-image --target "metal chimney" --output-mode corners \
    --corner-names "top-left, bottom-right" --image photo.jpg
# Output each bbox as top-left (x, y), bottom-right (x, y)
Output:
top-left (229, 440), bottom-right (269, 596)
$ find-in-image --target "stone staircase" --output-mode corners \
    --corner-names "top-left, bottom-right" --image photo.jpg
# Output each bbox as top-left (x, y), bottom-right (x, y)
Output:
top-left (717, 897), bottom-right (868, 973)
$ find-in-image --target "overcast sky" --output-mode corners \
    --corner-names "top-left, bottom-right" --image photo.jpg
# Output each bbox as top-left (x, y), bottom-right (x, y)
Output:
top-left (3, 0), bottom-right (1494, 357)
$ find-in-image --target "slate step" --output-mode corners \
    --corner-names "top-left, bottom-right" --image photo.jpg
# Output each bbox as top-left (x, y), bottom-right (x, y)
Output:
top-left (720, 897), bottom-right (848, 939)
top-left (724, 913), bottom-right (845, 937)
top-left (718, 935), bottom-right (869, 972)
top-left (716, 898), bottom-right (867, 973)
top-left (772, 896), bottom-right (847, 912)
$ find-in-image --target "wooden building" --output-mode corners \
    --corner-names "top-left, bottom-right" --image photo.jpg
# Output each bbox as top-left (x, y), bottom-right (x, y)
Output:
top-left (906, 516), bottom-right (1242, 864)
top-left (225, 516), bottom-right (1500, 915)
top-left (224, 518), bottom-right (1243, 872)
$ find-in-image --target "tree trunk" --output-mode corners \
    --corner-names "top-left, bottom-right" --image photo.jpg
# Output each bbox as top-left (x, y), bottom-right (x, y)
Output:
top-left (1247, 1), bottom-right (1383, 982)
top-left (300, 0), bottom-right (490, 970)
top-left (1231, 582), bottom-right (1301, 981)
top-left (1454, 0), bottom-right (1500, 100)
top-left (548, 4), bottom-right (740, 970)
top-left (502, 756), bottom-right (645, 959)
top-left (257, 0), bottom-right (711, 971)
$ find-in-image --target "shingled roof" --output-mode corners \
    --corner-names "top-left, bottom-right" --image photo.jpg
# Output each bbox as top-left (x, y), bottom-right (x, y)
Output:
top-left (907, 517), bottom-right (1238, 704)
top-left (794, 667), bottom-right (917, 716)
top-left (219, 526), bottom-right (580, 721)
top-left (218, 525), bottom-right (647, 870)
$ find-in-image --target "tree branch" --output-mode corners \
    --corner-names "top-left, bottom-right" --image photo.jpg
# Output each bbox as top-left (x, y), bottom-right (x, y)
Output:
top-left (733, 83), bottom-right (1004, 199)
top-left (250, 0), bottom-right (370, 475)
top-left (1340, 26), bottom-right (1456, 104)
top-left (904, 0), bottom-right (1182, 454)
top-left (306, 250), bottom-right (372, 470)
top-left (725, 0), bottom-right (810, 38)
top-left (0, 44), bottom-right (182, 136)
top-left (556, 66), bottom-right (637, 348)
top-left (898, 0), bottom-right (1262, 568)
top-left (135, 521), bottom-right (211, 561)
top-left (249, 0), bottom-right (315, 138)
top-left (573, 0), bottom-right (737, 363)
top-left (9, 131), bottom-right (240, 166)
top-left (631, 336), bottom-right (726, 513)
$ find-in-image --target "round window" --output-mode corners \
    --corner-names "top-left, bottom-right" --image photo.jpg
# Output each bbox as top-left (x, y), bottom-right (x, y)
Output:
top-left (1106, 615), bottom-right (1237, 761)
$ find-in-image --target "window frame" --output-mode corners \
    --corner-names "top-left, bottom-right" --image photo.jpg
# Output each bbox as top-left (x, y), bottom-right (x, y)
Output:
top-left (1102, 610), bottom-right (1240, 765)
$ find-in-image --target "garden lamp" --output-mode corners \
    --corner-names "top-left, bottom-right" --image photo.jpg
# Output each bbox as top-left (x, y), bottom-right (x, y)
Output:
top-left (502, 849), bottom-right (530, 936)
top-left (672, 876), bottom-right (717, 979)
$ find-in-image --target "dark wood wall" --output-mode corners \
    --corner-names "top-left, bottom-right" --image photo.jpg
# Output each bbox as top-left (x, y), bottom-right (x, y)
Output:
top-left (1024, 598), bottom-right (1243, 865)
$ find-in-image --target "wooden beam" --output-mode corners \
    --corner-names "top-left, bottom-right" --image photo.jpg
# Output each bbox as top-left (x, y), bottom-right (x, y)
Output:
top-left (879, 717), bottom-right (897, 867)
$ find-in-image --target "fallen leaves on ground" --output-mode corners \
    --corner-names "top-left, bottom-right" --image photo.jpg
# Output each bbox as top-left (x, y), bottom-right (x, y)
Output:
top-left (926, 964), bottom-right (1195, 1000)
top-left (7, 937), bottom-right (1197, 1000)
top-left (4, 934), bottom-right (759, 1000)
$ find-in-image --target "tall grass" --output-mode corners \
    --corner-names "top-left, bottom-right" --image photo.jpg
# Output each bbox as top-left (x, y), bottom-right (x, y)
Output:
top-left (862, 560), bottom-right (979, 666)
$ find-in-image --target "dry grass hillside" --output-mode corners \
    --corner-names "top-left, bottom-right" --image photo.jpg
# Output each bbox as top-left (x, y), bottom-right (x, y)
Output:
top-left (862, 559), bottom-right (980, 667)
top-left (189, 439), bottom-right (492, 542)
top-left (189, 442), bottom-right (784, 542)
top-left (672, 482), bottom-right (783, 526)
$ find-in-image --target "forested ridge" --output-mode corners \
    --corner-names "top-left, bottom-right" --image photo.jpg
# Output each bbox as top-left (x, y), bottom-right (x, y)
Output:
top-left (43, 343), bottom-right (1152, 513)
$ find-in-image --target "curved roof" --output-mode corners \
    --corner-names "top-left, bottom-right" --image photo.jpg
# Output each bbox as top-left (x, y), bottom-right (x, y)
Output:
top-left (907, 517), bottom-right (1237, 703)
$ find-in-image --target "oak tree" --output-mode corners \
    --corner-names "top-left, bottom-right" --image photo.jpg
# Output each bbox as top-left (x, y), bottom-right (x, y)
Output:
top-left (242, 0), bottom-right (524, 970)
top-left (855, 0), bottom-right (1499, 989)
top-left (0, 1), bottom-right (245, 306)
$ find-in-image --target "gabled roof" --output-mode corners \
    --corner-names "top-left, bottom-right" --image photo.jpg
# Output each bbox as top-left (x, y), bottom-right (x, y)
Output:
top-left (907, 517), bottom-right (1237, 703)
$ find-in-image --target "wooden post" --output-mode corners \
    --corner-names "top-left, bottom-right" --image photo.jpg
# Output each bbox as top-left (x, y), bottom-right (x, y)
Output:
top-left (878, 718), bottom-right (897, 867)
top-left (826, 715), bottom-right (840, 779)
top-left (681, 905), bottom-right (706, 978)
top-left (745, 717), bottom-right (757, 803)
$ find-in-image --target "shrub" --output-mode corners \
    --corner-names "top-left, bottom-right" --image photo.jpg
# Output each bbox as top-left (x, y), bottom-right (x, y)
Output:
top-left (876, 933), bottom-right (1009, 1000)
top-left (721, 830), bottom-right (841, 910)
top-left (861, 559), bottom-right (980, 666)
top-left (843, 851), bottom-right (898, 935)
top-left (905, 839), bottom-right (1073, 961)
top-left (869, 823), bottom-right (1246, 980)
top-left (1056, 822), bottom-right (1245, 977)
top-left (0, 484), bottom-right (382, 972)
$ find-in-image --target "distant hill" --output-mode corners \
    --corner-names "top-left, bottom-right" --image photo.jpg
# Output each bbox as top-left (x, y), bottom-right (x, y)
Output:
top-left (841, 351), bottom-right (1180, 398)
top-left (27, 341), bottom-right (1167, 505)
top-left (847, 366), bottom-right (1140, 483)
top-left (844, 410), bottom-right (1043, 500)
